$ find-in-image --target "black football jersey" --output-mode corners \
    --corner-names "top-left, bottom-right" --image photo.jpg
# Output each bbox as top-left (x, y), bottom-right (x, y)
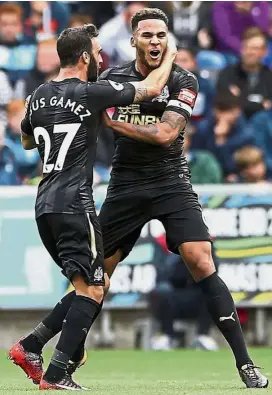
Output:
top-left (21, 77), bottom-right (135, 217)
top-left (100, 61), bottom-right (199, 188)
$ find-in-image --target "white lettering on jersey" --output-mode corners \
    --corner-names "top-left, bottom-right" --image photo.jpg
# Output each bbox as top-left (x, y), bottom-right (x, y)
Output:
top-left (32, 97), bottom-right (91, 120)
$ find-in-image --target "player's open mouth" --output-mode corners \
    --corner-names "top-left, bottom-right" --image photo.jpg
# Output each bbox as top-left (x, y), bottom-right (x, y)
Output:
top-left (149, 50), bottom-right (161, 60)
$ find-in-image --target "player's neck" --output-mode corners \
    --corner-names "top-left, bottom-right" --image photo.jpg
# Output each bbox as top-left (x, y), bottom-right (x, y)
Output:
top-left (135, 59), bottom-right (151, 77)
top-left (54, 67), bottom-right (87, 82)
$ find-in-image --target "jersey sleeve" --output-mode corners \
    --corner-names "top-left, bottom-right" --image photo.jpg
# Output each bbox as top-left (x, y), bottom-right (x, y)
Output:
top-left (166, 71), bottom-right (199, 122)
top-left (98, 68), bottom-right (112, 81)
top-left (21, 94), bottom-right (33, 136)
top-left (87, 80), bottom-right (135, 111)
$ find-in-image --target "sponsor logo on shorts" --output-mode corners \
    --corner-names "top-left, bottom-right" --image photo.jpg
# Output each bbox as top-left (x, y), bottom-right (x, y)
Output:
top-left (94, 267), bottom-right (103, 281)
top-left (178, 89), bottom-right (196, 106)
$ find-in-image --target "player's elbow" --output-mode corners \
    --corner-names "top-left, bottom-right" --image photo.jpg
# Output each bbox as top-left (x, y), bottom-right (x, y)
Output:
top-left (156, 134), bottom-right (173, 148)
top-left (149, 86), bottom-right (161, 98)
top-left (156, 129), bottom-right (178, 147)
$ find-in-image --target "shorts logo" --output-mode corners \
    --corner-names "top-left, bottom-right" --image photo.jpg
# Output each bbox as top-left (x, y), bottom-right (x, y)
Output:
top-left (178, 89), bottom-right (196, 106)
top-left (152, 86), bottom-right (169, 103)
top-left (108, 80), bottom-right (124, 91)
top-left (94, 267), bottom-right (103, 281)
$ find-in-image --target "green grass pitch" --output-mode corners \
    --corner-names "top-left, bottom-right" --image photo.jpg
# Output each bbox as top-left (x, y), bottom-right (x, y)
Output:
top-left (0, 348), bottom-right (271, 394)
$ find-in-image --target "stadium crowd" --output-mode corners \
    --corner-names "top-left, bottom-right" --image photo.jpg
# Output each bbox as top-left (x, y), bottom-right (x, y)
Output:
top-left (0, 0), bottom-right (272, 186)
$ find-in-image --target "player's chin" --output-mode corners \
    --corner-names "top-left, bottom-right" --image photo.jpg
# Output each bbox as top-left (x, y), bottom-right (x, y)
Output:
top-left (147, 58), bottom-right (162, 69)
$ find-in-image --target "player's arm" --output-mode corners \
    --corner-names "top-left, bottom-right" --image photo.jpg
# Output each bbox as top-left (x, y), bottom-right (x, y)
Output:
top-left (21, 95), bottom-right (36, 150)
top-left (102, 110), bottom-right (185, 147)
top-left (103, 72), bottom-right (199, 148)
top-left (88, 45), bottom-right (177, 110)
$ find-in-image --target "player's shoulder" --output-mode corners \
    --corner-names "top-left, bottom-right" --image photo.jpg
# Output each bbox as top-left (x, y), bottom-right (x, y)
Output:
top-left (99, 61), bottom-right (136, 81)
top-left (169, 64), bottom-right (199, 93)
top-left (29, 81), bottom-right (50, 100)
top-left (171, 64), bottom-right (198, 82)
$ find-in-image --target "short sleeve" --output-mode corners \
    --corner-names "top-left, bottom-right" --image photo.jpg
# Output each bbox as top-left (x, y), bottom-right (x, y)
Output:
top-left (87, 80), bottom-right (135, 111)
top-left (21, 95), bottom-right (33, 136)
top-left (166, 71), bottom-right (199, 123)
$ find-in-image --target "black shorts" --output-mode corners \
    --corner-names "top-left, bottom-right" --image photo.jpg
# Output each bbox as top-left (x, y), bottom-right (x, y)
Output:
top-left (36, 213), bottom-right (104, 286)
top-left (99, 181), bottom-right (211, 261)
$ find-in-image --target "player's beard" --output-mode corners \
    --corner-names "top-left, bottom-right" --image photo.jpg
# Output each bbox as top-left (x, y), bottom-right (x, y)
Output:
top-left (87, 53), bottom-right (99, 82)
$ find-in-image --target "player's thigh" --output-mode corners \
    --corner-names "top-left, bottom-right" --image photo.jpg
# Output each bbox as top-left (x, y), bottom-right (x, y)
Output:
top-left (157, 188), bottom-right (211, 255)
top-left (99, 192), bottom-right (150, 262)
top-left (47, 213), bottom-right (105, 286)
top-left (36, 214), bottom-right (60, 266)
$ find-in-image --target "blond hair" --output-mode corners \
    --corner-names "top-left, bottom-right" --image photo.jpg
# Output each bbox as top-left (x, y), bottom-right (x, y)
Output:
top-left (234, 146), bottom-right (264, 170)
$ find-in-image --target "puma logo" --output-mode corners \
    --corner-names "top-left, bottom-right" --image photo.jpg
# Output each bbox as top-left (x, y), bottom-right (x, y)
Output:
top-left (219, 312), bottom-right (235, 322)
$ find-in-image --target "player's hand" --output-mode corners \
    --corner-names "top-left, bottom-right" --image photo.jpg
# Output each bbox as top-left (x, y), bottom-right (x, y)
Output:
top-left (102, 111), bottom-right (113, 128)
top-left (165, 36), bottom-right (177, 60)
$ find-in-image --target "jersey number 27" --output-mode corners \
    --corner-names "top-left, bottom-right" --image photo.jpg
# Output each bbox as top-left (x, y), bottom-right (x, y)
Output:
top-left (33, 124), bottom-right (81, 173)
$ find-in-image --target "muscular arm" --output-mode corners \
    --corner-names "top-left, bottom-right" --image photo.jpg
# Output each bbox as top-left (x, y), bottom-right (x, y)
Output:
top-left (104, 110), bottom-right (186, 147)
top-left (132, 86), bottom-right (148, 103)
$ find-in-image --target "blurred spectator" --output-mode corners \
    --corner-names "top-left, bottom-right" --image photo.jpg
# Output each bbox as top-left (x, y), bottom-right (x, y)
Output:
top-left (149, 247), bottom-right (219, 351)
top-left (23, 1), bottom-right (70, 41)
top-left (0, 70), bottom-right (13, 129)
top-left (192, 92), bottom-right (254, 178)
top-left (5, 100), bottom-right (39, 179)
top-left (248, 110), bottom-right (272, 170)
top-left (176, 47), bottom-right (215, 122)
top-left (68, 13), bottom-right (94, 28)
top-left (98, 1), bottom-right (146, 66)
top-left (23, 38), bottom-right (59, 97)
top-left (77, 1), bottom-right (116, 28)
top-left (0, 125), bottom-right (19, 185)
top-left (217, 28), bottom-right (272, 119)
top-left (0, 3), bottom-right (36, 85)
top-left (184, 123), bottom-right (223, 184)
top-left (170, 1), bottom-right (213, 50)
top-left (234, 146), bottom-right (272, 183)
top-left (247, 109), bottom-right (272, 172)
top-left (212, 1), bottom-right (270, 56)
top-left (0, 70), bottom-right (12, 105)
top-left (68, 14), bottom-right (109, 73)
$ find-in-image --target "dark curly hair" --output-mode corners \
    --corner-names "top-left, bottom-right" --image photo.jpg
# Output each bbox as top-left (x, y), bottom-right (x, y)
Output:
top-left (57, 24), bottom-right (98, 68)
top-left (131, 8), bottom-right (168, 32)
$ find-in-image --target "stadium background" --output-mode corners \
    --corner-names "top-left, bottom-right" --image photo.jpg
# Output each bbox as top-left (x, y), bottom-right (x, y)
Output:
top-left (0, 0), bottom-right (272, 355)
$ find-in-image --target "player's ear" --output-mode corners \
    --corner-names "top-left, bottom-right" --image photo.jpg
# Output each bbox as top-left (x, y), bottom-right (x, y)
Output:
top-left (131, 36), bottom-right (136, 48)
top-left (82, 51), bottom-right (90, 64)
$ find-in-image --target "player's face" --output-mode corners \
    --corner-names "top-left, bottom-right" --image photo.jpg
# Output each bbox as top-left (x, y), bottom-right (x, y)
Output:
top-left (133, 19), bottom-right (168, 70)
top-left (87, 38), bottom-right (103, 82)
